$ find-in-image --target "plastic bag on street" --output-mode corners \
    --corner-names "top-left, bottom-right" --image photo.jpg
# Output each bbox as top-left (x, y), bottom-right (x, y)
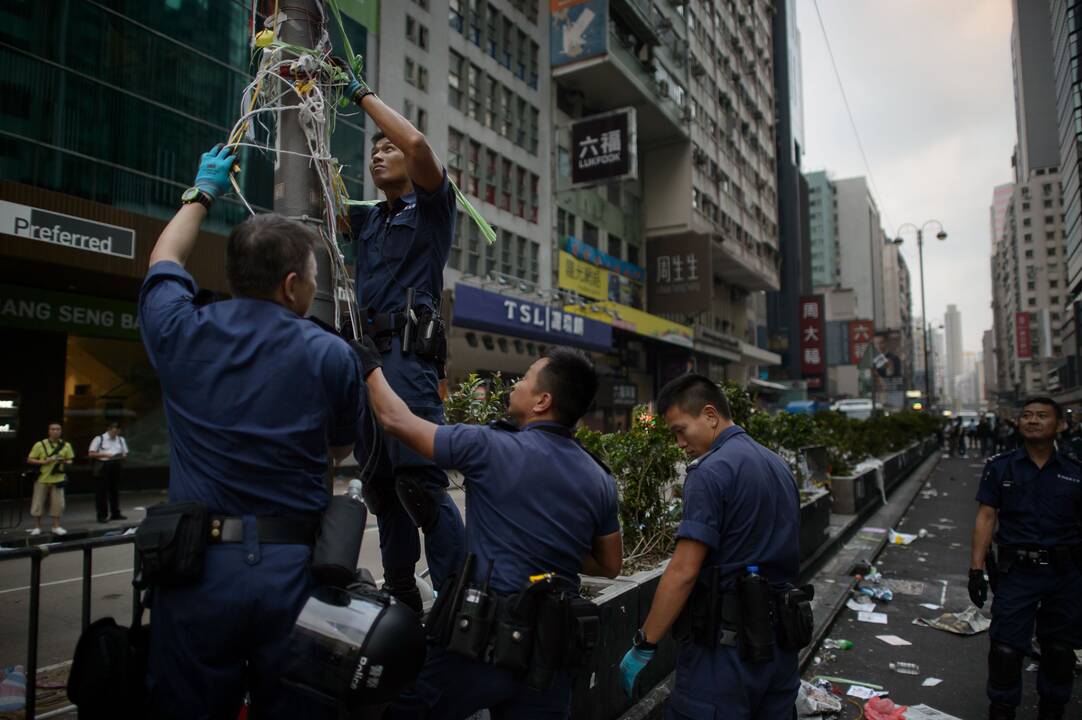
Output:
top-left (796, 679), bottom-right (843, 716)
top-left (864, 696), bottom-right (907, 720)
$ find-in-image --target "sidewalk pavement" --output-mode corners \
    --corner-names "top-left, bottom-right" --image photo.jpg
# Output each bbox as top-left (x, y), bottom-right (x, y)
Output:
top-left (0, 489), bottom-right (165, 547)
top-left (803, 451), bottom-right (1082, 717)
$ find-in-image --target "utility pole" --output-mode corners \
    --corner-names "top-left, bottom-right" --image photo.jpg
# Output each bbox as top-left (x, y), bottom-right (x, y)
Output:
top-left (275, 0), bottom-right (335, 324)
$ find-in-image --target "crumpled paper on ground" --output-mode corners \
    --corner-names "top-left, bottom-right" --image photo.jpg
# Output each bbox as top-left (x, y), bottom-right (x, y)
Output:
top-left (914, 605), bottom-right (991, 635)
top-left (795, 679), bottom-right (843, 717)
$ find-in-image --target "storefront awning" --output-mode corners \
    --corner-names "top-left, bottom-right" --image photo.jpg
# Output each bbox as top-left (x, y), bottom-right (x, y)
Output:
top-left (563, 301), bottom-right (694, 348)
top-left (739, 341), bottom-right (782, 366)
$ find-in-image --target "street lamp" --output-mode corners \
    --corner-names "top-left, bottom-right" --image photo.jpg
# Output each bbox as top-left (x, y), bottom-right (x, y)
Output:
top-left (894, 220), bottom-right (948, 410)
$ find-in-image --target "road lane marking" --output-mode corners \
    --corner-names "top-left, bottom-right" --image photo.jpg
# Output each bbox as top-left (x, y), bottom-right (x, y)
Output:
top-left (0, 568), bottom-right (133, 596)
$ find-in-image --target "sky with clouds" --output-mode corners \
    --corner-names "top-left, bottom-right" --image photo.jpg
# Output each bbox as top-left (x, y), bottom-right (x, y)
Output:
top-left (796, 0), bottom-right (1016, 355)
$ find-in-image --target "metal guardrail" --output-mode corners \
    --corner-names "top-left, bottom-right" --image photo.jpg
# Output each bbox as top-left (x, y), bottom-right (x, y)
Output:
top-left (1, 532), bottom-right (140, 718)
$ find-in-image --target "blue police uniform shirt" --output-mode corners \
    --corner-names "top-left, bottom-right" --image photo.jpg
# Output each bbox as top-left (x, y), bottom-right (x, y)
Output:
top-left (975, 447), bottom-right (1082, 547)
top-left (138, 261), bottom-right (364, 517)
top-left (350, 170), bottom-right (455, 404)
top-left (433, 421), bottom-right (620, 595)
top-left (676, 425), bottom-right (800, 590)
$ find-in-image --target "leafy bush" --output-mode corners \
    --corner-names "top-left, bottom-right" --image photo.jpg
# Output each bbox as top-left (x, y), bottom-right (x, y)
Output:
top-left (444, 372), bottom-right (512, 425)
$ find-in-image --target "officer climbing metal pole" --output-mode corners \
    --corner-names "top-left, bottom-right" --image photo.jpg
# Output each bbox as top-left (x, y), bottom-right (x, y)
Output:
top-left (276, 0), bottom-right (335, 325)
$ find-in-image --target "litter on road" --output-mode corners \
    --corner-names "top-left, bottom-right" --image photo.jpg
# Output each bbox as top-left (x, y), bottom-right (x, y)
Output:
top-left (905, 704), bottom-right (964, 720)
top-left (921, 677), bottom-right (943, 687)
top-left (857, 611), bottom-right (889, 624)
top-left (847, 597), bottom-right (875, 612)
top-left (875, 634), bottom-right (911, 646)
top-left (913, 605), bottom-right (990, 635)
top-left (847, 684), bottom-right (886, 699)
top-left (795, 680), bottom-right (842, 717)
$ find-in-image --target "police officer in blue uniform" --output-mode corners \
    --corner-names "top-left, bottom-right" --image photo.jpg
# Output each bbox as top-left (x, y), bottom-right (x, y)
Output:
top-left (620, 374), bottom-right (802, 718)
top-left (138, 145), bottom-right (363, 719)
top-left (354, 339), bottom-right (623, 718)
top-left (970, 397), bottom-right (1082, 720)
top-left (342, 60), bottom-right (464, 611)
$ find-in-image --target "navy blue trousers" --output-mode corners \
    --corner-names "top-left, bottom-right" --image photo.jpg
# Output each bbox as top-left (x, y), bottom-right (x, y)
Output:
top-left (665, 643), bottom-right (798, 719)
top-left (147, 526), bottom-right (335, 720)
top-left (988, 563), bottom-right (1082, 706)
top-left (384, 647), bottom-right (570, 719)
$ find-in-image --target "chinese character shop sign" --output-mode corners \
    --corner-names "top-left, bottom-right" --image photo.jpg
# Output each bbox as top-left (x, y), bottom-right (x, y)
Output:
top-left (800, 295), bottom-right (825, 388)
top-left (570, 109), bottom-right (635, 185)
top-left (452, 283), bottom-right (612, 352)
top-left (848, 320), bottom-right (874, 365)
top-left (1015, 312), bottom-right (1032, 359)
top-left (646, 235), bottom-right (712, 314)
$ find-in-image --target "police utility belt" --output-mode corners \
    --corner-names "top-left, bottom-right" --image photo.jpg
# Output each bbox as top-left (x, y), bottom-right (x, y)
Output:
top-left (425, 554), bottom-right (600, 691)
top-left (995, 544), bottom-right (1082, 573)
top-left (673, 566), bottom-right (815, 663)
top-left (361, 302), bottom-right (446, 366)
top-left (133, 502), bottom-right (320, 589)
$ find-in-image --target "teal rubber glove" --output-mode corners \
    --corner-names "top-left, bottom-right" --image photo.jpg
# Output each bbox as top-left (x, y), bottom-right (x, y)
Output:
top-left (335, 57), bottom-right (371, 102)
top-left (619, 647), bottom-right (654, 697)
top-left (193, 144), bottom-right (236, 201)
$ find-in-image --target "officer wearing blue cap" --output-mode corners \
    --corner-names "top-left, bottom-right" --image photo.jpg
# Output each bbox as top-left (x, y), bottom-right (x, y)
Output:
top-left (620, 374), bottom-right (802, 718)
top-left (342, 57), bottom-right (464, 612)
top-left (138, 145), bottom-right (363, 719)
top-left (970, 397), bottom-right (1082, 720)
top-left (354, 338), bottom-right (623, 718)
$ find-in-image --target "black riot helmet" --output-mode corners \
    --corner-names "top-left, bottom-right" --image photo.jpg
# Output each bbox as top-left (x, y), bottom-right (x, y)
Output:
top-left (282, 584), bottom-right (426, 711)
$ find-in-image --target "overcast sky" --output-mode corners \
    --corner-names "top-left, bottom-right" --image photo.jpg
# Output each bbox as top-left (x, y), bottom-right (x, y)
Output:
top-left (797, 0), bottom-right (1015, 355)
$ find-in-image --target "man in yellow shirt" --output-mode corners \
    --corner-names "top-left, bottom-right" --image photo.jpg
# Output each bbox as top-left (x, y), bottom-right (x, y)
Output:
top-left (27, 422), bottom-right (74, 536)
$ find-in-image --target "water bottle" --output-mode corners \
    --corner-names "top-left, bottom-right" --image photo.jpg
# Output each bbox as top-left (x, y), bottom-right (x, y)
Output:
top-left (823, 638), bottom-right (854, 650)
top-left (311, 479), bottom-right (369, 587)
top-left (889, 661), bottom-right (920, 675)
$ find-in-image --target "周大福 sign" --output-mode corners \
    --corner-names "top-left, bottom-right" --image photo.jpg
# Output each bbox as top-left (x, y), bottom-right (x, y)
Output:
top-left (0, 201), bottom-right (135, 259)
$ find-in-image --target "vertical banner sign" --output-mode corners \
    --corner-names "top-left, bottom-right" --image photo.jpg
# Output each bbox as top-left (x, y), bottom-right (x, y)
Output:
top-left (570, 109), bottom-right (636, 186)
top-left (800, 295), bottom-right (825, 389)
top-left (848, 320), bottom-right (874, 365)
top-left (550, 0), bottom-right (608, 67)
top-left (1015, 312), bottom-right (1032, 359)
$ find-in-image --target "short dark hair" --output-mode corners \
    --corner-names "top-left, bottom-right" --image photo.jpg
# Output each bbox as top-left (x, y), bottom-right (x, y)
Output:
top-left (107, 421), bottom-right (119, 429)
top-left (371, 131), bottom-right (386, 146)
top-left (656, 373), bottom-right (732, 420)
top-left (1020, 396), bottom-right (1064, 420)
top-left (225, 214), bottom-right (318, 299)
top-left (537, 347), bottom-right (598, 426)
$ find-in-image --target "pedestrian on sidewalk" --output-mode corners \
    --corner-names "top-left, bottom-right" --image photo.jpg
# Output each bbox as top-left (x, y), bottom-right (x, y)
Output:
top-left (88, 422), bottom-right (128, 522)
top-left (969, 397), bottom-right (1082, 720)
top-left (26, 422), bottom-right (74, 536)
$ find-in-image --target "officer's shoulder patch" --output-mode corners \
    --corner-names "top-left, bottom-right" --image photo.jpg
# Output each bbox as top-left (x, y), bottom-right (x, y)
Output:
top-left (1059, 449), bottom-right (1082, 470)
top-left (984, 451), bottom-right (1009, 465)
top-left (487, 419), bottom-right (519, 433)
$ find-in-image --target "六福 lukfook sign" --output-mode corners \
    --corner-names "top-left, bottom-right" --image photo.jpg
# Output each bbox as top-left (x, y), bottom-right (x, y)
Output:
top-left (571, 110), bottom-right (633, 185)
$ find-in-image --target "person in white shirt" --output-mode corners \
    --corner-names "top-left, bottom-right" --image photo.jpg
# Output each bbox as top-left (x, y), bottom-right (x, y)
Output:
top-left (88, 422), bottom-right (128, 522)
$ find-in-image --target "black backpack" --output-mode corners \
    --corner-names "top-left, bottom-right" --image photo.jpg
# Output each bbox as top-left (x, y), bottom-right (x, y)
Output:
top-left (67, 608), bottom-right (149, 718)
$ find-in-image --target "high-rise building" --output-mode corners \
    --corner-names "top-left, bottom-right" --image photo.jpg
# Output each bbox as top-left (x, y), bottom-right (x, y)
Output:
top-left (805, 171), bottom-right (839, 290)
top-left (990, 0), bottom-right (1069, 402)
top-left (0, 3), bottom-right (374, 472)
top-left (834, 176), bottom-right (885, 328)
top-left (880, 242), bottom-right (913, 391)
top-left (765, 0), bottom-right (811, 382)
top-left (944, 304), bottom-right (964, 410)
top-left (1050, 0), bottom-right (1082, 404)
top-left (983, 329), bottom-right (997, 401)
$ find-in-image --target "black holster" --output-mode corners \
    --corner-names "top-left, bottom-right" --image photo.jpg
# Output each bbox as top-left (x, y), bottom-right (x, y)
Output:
top-left (133, 502), bottom-right (208, 589)
top-left (775, 585), bottom-right (815, 651)
top-left (674, 567), bottom-right (722, 645)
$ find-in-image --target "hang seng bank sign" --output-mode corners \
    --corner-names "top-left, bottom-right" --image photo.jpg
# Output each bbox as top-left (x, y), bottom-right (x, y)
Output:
top-left (570, 109), bottom-right (636, 186)
top-left (0, 201), bottom-right (135, 259)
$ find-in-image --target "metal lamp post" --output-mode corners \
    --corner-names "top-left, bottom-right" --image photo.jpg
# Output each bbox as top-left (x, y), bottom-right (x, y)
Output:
top-left (894, 221), bottom-right (948, 410)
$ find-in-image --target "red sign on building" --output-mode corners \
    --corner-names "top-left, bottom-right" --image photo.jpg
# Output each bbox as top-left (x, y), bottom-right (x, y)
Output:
top-left (848, 320), bottom-right (874, 365)
top-left (1015, 312), bottom-right (1032, 359)
top-left (800, 296), bottom-right (825, 386)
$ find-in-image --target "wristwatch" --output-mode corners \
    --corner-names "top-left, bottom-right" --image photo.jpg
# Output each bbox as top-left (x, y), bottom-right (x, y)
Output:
top-left (633, 628), bottom-right (657, 651)
top-left (355, 87), bottom-right (376, 105)
top-left (180, 186), bottom-right (213, 209)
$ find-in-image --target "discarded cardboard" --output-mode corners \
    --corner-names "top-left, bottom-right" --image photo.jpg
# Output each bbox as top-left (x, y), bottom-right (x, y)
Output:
top-left (875, 634), bottom-right (911, 646)
top-left (857, 611), bottom-right (888, 625)
top-left (905, 705), bottom-right (963, 720)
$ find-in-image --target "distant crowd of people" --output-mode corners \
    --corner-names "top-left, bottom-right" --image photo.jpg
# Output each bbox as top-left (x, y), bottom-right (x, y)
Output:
top-left (939, 411), bottom-right (1082, 459)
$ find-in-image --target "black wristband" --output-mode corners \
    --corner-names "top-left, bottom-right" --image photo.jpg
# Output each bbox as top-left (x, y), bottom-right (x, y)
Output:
top-left (355, 88), bottom-right (376, 105)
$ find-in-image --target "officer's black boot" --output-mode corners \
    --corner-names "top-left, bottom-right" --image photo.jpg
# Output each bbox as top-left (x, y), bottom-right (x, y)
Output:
top-left (383, 567), bottom-right (424, 614)
top-left (1037, 702), bottom-right (1065, 720)
top-left (988, 702), bottom-right (1016, 720)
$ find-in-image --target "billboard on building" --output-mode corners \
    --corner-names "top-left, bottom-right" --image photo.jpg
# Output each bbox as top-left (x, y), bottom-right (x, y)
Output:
top-left (550, 0), bottom-right (608, 67)
top-left (1015, 312), bottom-right (1032, 359)
top-left (799, 295), bottom-right (825, 389)
top-left (849, 320), bottom-right (874, 365)
top-left (646, 235), bottom-right (711, 315)
top-left (558, 250), bottom-right (609, 299)
top-left (569, 109), bottom-right (636, 186)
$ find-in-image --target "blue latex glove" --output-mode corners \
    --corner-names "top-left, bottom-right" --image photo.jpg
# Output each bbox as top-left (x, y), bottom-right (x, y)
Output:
top-left (193, 144), bottom-right (236, 201)
top-left (619, 647), bottom-right (655, 697)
